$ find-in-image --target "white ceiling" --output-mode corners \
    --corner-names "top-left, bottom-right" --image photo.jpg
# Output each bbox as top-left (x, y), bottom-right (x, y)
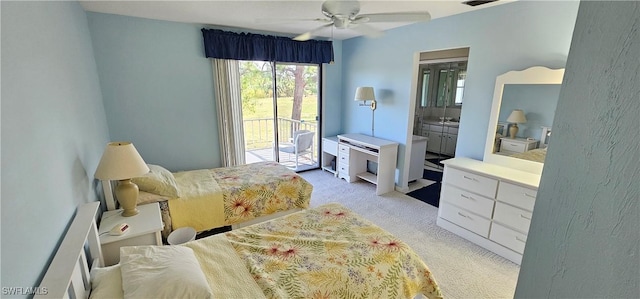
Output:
top-left (80, 0), bottom-right (512, 40)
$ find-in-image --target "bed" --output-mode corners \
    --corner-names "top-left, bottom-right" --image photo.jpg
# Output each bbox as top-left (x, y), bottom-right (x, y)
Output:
top-left (107, 161), bottom-right (313, 237)
top-left (508, 126), bottom-right (552, 163)
top-left (37, 202), bottom-right (443, 299)
top-left (509, 147), bottom-right (547, 162)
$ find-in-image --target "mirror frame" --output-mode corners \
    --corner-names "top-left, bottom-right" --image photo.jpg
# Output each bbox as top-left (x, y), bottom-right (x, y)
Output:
top-left (483, 66), bottom-right (565, 175)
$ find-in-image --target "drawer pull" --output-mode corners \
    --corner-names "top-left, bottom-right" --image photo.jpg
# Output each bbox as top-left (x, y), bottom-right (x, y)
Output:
top-left (520, 214), bottom-right (532, 220)
top-left (523, 193), bottom-right (536, 198)
top-left (457, 212), bottom-right (471, 219)
top-left (515, 236), bottom-right (527, 243)
top-left (463, 175), bottom-right (478, 182)
top-left (460, 194), bottom-right (475, 201)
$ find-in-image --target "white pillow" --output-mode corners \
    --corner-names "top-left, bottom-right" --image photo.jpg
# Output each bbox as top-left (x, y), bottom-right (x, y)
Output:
top-left (119, 245), bottom-right (213, 299)
top-left (89, 264), bottom-right (124, 299)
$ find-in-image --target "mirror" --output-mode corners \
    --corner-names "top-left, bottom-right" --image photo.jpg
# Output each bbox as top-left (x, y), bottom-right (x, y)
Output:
top-left (483, 66), bottom-right (564, 175)
top-left (418, 61), bottom-right (467, 108)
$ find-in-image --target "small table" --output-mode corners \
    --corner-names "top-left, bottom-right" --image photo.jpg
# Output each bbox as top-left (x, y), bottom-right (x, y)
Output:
top-left (499, 137), bottom-right (538, 154)
top-left (99, 203), bottom-right (163, 266)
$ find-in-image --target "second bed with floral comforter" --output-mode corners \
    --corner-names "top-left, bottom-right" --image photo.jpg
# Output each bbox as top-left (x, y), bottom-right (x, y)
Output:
top-left (186, 203), bottom-right (443, 299)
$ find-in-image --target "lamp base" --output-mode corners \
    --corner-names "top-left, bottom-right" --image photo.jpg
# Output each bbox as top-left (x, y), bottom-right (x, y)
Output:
top-left (509, 123), bottom-right (519, 139)
top-left (115, 179), bottom-right (140, 217)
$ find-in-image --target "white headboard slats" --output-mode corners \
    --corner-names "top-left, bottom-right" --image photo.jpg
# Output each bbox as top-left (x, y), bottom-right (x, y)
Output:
top-left (36, 201), bottom-right (102, 299)
top-left (101, 180), bottom-right (116, 211)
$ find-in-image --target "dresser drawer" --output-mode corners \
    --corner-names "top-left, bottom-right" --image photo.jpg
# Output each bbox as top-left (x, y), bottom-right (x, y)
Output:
top-left (497, 182), bottom-right (537, 211)
top-left (439, 203), bottom-right (491, 237)
top-left (440, 184), bottom-right (495, 218)
top-left (444, 167), bottom-right (498, 199)
top-left (500, 139), bottom-right (526, 153)
top-left (489, 223), bottom-right (527, 254)
top-left (337, 162), bottom-right (349, 175)
top-left (493, 202), bottom-right (532, 233)
top-left (338, 153), bottom-right (350, 164)
top-left (338, 144), bottom-right (351, 156)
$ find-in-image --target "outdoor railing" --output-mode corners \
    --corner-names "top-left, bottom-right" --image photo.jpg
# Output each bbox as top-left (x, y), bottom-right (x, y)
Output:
top-left (243, 117), bottom-right (317, 154)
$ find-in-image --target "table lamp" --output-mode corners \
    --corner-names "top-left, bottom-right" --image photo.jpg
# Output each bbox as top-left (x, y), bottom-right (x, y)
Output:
top-left (506, 109), bottom-right (527, 139)
top-left (94, 142), bottom-right (150, 216)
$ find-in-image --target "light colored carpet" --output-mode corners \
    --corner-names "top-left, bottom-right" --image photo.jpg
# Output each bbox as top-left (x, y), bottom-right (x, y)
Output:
top-left (300, 169), bottom-right (520, 299)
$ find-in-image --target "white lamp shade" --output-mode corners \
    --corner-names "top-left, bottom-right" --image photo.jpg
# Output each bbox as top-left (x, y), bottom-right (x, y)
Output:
top-left (506, 109), bottom-right (527, 123)
top-left (94, 142), bottom-right (150, 180)
top-left (354, 87), bottom-right (375, 101)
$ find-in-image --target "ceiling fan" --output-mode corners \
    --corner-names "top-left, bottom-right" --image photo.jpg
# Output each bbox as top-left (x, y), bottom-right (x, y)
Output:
top-left (267, 0), bottom-right (431, 41)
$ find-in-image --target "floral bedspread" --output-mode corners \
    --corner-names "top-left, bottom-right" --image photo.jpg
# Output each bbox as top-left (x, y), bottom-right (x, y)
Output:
top-left (211, 161), bottom-right (312, 224)
top-left (510, 148), bottom-right (547, 163)
top-left (166, 162), bottom-right (312, 234)
top-left (224, 203), bottom-right (443, 299)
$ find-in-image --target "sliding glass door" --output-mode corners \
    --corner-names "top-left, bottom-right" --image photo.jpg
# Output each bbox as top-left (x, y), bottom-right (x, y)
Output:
top-left (240, 61), bottom-right (320, 171)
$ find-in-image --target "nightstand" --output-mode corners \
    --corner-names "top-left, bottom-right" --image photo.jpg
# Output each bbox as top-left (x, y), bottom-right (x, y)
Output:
top-left (99, 203), bottom-right (163, 266)
top-left (499, 137), bottom-right (539, 154)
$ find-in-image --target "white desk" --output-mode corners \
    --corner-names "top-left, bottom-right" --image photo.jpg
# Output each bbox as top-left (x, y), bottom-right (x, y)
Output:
top-left (337, 133), bottom-right (398, 195)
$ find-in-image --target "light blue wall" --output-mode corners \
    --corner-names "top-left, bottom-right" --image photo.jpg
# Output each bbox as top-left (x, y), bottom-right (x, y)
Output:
top-left (87, 12), bottom-right (345, 170)
top-left (500, 84), bottom-right (561, 140)
top-left (341, 1), bottom-right (579, 186)
top-left (1, 1), bottom-right (109, 292)
top-left (516, 2), bottom-right (639, 297)
top-left (87, 12), bottom-right (221, 172)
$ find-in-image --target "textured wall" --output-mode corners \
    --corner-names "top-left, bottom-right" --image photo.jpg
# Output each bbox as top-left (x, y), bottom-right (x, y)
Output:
top-left (1, 1), bottom-right (110, 292)
top-left (516, 1), bottom-right (639, 298)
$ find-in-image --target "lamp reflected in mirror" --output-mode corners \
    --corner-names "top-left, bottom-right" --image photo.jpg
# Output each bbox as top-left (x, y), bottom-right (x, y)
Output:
top-left (506, 109), bottom-right (527, 138)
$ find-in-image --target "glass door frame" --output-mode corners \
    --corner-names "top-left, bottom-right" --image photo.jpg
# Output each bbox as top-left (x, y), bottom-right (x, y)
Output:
top-left (268, 61), bottom-right (322, 171)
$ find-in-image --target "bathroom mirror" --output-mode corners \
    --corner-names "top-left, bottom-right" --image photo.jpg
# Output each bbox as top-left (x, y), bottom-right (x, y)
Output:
top-left (483, 66), bottom-right (564, 175)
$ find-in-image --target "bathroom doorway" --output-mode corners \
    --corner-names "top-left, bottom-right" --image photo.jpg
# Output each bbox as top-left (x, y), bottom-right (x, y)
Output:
top-left (413, 48), bottom-right (469, 170)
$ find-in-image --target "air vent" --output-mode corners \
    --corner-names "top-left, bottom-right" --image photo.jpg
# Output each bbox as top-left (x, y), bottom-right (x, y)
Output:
top-left (462, 0), bottom-right (498, 7)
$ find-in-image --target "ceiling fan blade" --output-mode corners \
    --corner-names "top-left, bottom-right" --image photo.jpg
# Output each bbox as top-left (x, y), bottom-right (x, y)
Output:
top-left (356, 12), bottom-right (431, 23)
top-left (350, 23), bottom-right (383, 39)
top-left (293, 23), bottom-right (334, 41)
top-left (255, 18), bottom-right (330, 24)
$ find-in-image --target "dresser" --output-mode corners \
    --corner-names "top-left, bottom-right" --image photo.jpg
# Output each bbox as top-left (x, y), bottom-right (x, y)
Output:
top-left (336, 134), bottom-right (398, 195)
top-left (436, 157), bottom-right (540, 264)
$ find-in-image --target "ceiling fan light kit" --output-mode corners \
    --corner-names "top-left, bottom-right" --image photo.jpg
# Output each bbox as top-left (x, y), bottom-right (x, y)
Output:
top-left (288, 0), bottom-right (431, 41)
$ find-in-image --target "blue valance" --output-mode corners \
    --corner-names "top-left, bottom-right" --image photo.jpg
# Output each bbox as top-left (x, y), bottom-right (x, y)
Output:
top-left (202, 29), bottom-right (333, 64)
